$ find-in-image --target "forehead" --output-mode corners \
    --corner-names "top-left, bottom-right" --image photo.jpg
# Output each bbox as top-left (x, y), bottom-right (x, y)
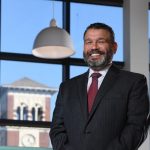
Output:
top-left (84, 29), bottom-right (110, 40)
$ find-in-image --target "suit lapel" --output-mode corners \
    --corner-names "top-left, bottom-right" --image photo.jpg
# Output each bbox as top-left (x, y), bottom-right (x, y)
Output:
top-left (77, 71), bottom-right (89, 122)
top-left (87, 65), bottom-right (120, 122)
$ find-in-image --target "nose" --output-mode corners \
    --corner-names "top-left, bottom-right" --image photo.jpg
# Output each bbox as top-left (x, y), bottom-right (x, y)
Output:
top-left (91, 42), bottom-right (98, 49)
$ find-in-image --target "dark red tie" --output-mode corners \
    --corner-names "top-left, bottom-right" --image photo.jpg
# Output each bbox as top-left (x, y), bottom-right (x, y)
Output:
top-left (88, 73), bottom-right (101, 113)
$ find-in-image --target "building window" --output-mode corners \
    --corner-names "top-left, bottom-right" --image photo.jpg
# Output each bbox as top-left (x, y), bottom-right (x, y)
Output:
top-left (16, 107), bottom-right (21, 120)
top-left (32, 108), bottom-right (35, 121)
top-left (38, 107), bottom-right (43, 121)
top-left (23, 106), bottom-right (28, 120)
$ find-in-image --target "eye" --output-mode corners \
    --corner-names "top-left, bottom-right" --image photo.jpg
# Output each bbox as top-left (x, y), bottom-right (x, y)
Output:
top-left (97, 40), bottom-right (106, 44)
top-left (85, 40), bottom-right (92, 45)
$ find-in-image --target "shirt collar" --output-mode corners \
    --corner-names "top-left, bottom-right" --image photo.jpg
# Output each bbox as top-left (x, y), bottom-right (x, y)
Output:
top-left (88, 64), bottom-right (111, 78)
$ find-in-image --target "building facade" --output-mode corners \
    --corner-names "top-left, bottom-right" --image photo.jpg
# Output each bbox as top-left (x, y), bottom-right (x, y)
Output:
top-left (0, 77), bottom-right (57, 147)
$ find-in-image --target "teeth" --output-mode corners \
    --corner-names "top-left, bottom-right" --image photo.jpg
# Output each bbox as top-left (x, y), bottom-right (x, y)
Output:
top-left (91, 53), bottom-right (100, 56)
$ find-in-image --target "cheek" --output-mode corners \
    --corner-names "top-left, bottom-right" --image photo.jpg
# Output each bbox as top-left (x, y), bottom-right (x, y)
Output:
top-left (83, 45), bottom-right (89, 53)
top-left (97, 44), bottom-right (107, 50)
top-left (84, 44), bottom-right (88, 50)
top-left (102, 45), bottom-right (111, 52)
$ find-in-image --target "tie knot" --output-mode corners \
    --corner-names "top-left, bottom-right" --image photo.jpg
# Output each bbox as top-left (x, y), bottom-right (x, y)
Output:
top-left (91, 73), bottom-right (101, 78)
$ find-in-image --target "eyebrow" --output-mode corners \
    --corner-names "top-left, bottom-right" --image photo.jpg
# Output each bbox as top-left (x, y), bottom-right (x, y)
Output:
top-left (84, 37), bottom-right (107, 41)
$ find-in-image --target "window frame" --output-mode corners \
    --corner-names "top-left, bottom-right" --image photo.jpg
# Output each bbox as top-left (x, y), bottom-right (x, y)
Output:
top-left (0, 0), bottom-right (124, 128)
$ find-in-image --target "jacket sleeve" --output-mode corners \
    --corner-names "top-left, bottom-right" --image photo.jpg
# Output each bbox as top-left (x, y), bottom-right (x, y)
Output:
top-left (50, 83), bottom-right (68, 150)
top-left (106, 75), bottom-right (149, 150)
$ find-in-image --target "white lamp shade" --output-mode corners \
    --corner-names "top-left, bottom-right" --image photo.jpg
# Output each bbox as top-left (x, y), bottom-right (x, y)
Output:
top-left (32, 20), bottom-right (75, 59)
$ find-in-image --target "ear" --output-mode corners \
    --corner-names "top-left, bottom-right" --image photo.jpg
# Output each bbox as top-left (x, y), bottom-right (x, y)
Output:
top-left (112, 42), bottom-right (117, 54)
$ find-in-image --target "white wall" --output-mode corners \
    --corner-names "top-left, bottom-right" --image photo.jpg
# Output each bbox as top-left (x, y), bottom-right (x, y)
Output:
top-left (123, 0), bottom-right (149, 150)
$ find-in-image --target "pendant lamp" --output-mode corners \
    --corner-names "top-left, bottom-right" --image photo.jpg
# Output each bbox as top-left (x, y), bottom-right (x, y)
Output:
top-left (32, 18), bottom-right (75, 59)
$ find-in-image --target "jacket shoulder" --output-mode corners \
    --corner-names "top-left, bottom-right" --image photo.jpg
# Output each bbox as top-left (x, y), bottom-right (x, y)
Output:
top-left (120, 69), bottom-right (146, 79)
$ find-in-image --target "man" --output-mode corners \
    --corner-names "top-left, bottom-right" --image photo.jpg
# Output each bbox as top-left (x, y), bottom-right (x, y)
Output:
top-left (50, 23), bottom-right (149, 150)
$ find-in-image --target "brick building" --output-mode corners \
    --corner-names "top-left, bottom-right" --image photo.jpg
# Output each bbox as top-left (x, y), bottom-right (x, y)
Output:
top-left (0, 77), bottom-right (57, 147)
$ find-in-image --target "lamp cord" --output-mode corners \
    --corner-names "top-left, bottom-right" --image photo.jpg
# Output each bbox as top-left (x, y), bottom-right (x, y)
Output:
top-left (52, 0), bottom-right (55, 19)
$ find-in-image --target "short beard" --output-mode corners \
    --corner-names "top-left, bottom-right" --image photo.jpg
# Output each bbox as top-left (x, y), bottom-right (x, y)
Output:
top-left (83, 49), bottom-right (113, 71)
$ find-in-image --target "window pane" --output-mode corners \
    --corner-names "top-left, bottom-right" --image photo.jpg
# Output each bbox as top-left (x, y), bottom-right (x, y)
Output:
top-left (70, 66), bottom-right (88, 78)
top-left (1, 0), bottom-right (62, 54)
top-left (70, 3), bottom-right (123, 61)
top-left (0, 61), bottom-right (61, 121)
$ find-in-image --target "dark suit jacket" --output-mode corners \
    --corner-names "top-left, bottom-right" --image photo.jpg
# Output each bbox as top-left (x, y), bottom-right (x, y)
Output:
top-left (50, 64), bottom-right (149, 150)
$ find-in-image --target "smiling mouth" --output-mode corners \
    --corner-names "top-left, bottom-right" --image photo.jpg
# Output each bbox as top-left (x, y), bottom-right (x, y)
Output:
top-left (89, 53), bottom-right (102, 60)
top-left (90, 53), bottom-right (100, 57)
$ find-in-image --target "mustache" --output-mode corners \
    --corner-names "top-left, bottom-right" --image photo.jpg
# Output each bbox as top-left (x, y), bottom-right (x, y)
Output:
top-left (88, 49), bottom-right (105, 56)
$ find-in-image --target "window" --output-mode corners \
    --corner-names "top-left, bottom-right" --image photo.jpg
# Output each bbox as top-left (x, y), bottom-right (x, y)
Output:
top-left (32, 108), bottom-right (35, 121)
top-left (16, 107), bottom-right (21, 120)
top-left (0, 0), bottom-right (124, 148)
top-left (1, 0), bottom-right (62, 54)
top-left (23, 106), bottom-right (28, 120)
top-left (0, 60), bottom-right (61, 121)
top-left (37, 107), bottom-right (43, 121)
top-left (70, 66), bottom-right (88, 78)
top-left (70, 2), bottom-right (123, 61)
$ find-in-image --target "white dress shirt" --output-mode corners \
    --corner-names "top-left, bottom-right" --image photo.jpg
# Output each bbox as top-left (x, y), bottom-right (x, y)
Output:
top-left (87, 65), bottom-right (111, 92)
